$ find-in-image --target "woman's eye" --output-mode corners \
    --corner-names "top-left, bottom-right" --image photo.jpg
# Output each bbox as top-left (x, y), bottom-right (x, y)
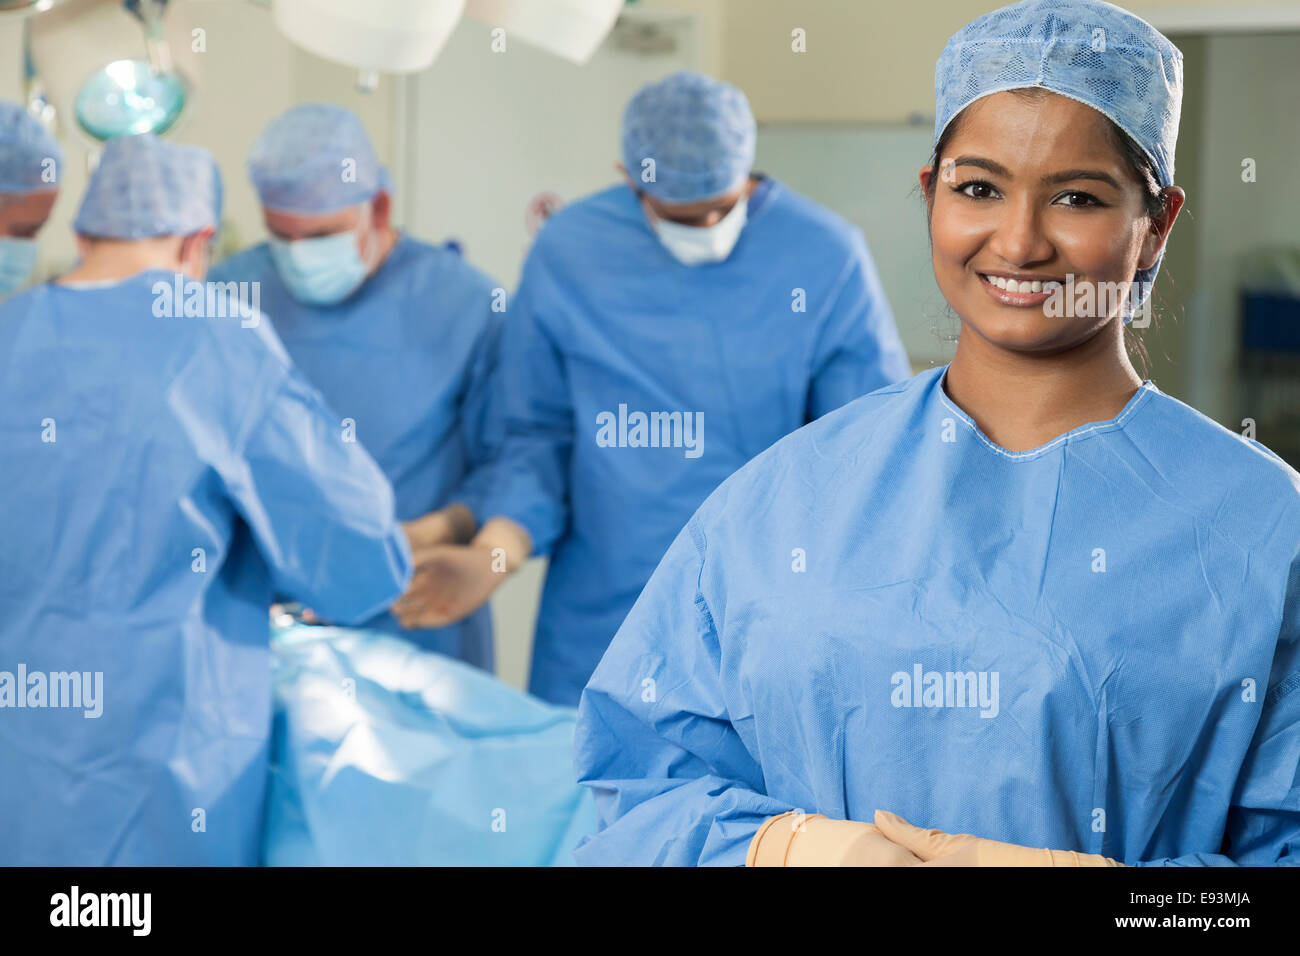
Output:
top-left (955, 181), bottom-right (998, 200)
top-left (1055, 190), bottom-right (1102, 207)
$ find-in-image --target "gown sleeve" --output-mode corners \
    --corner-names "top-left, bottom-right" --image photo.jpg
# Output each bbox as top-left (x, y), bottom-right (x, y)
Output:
top-left (1136, 545), bottom-right (1300, 866)
top-left (446, 293), bottom-right (505, 520)
top-left (573, 517), bottom-right (796, 866)
top-left (805, 230), bottom-right (910, 421)
top-left (220, 357), bottom-right (413, 626)
top-left (473, 252), bottom-right (573, 556)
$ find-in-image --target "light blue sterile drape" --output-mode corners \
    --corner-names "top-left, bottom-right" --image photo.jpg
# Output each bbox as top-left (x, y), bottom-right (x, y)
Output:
top-left (574, 367), bottom-right (1300, 866)
top-left (0, 272), bottom-right (411, 866)
top-left (263, 624), bottom-right (596, 866)
top-left (211, 236), bottom-right (502, 669)
top-left (481, 178), bottom-right (911, 705)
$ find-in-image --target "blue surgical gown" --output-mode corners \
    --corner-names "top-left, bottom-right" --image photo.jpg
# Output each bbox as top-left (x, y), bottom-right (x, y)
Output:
top-left (574, 367), bottom-right (1300, 866)
top-left (211, 236), bottom-right (500, 669)
top-left (483, 178), bottom-right (910, 705)
top-left (0, 272), bottom-right (411, 865)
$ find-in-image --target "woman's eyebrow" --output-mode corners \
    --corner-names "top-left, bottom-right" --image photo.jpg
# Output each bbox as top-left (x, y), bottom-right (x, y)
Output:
top-left (1042, 168), bottom-right (1122, 189)
top-left (951, 157), bottom-right (1123, 191)
top-left (953, 156), bottom-right (1011, 177)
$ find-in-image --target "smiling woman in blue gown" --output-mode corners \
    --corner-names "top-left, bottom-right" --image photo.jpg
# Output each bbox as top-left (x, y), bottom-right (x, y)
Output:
top-left (572, 0), bottom-right (1300, 867)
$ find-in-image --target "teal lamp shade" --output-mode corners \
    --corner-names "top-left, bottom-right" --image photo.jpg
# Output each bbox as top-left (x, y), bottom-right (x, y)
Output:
top-left (74, 58), bottom-right (186, 140)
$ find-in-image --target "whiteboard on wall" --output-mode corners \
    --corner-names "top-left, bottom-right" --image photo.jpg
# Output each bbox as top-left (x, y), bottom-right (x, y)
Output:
top-left (755, 123), bottom-right (953, 369)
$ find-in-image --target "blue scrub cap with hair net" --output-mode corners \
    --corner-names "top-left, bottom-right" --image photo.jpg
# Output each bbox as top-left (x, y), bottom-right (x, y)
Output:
top-left (0, 101), bottom-right (62, 194)
top-left (248, 103), bottom-right (391, 215)
top-left (621, 71), bottom-right (757, 204)
top-left (74, 134), bottom-right (221, 240)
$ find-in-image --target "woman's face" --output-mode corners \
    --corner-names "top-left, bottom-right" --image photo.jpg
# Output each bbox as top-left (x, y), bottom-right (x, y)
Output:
top-left (920, 90), bottom-right (1177, 356)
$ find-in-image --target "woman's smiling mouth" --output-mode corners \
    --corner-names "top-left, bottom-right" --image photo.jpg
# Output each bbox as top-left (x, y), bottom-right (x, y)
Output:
top-left (977, 271), bottom-right (1065, 307)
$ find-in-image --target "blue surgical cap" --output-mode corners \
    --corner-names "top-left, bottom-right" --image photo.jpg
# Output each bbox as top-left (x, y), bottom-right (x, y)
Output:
top-left (621, 71), bottom-right (756, 204)
top-left (248, 104), bottom-right (391, 215)
top-left (935, 0), bottom-right (1183, 301)
top-left (74, 134), bottom-right (222, 240)
top-left (0, 101), bottom-right (62, 194)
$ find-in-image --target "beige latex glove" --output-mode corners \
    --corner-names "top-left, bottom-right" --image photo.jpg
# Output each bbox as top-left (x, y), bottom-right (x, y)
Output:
top-left (747, 812), bottom-right (922, 867)
top-left (403, 503), bottom-right (477, 555)
top-left (874, 810), bottom-right (1124, 867)
top-left (392, 517), bottom-right (532, 629)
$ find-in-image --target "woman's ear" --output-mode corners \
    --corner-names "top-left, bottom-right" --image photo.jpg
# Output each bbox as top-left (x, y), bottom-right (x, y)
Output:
top-left (1138, 185), bottom-right (1186, 271)
top-left (919, 166), bottom-right (936, 218)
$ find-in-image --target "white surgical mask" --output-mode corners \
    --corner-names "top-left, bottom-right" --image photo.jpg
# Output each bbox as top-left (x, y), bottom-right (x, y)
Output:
top-left (650, 195), bottom-right (748, 266)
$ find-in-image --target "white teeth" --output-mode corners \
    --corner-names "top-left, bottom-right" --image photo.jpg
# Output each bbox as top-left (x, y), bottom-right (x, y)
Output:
top-left (985, 274), bottom-right (1060, 294)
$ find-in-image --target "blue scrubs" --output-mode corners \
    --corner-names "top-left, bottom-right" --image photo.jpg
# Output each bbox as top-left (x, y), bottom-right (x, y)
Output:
top-left (574, 367), bottom-right (1300, 866)
top-left (212, 236), bottom-right (500, 668)
top-left (484, 179), bottom-right (910, 705)
top-left (0, 272), bottom-right (411, 865)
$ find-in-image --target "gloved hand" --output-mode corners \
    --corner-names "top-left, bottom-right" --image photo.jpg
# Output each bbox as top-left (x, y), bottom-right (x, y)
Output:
top-left (392, 517), bottom-right (532, 629)
top-left (747, 812), bottom-right (923, 866)
top-left (391, 543), bottom-right (504, 629)
top-left (403, 503), bottom-right (476, 554)
top-left (873, 810), bottom-right (1124, 866)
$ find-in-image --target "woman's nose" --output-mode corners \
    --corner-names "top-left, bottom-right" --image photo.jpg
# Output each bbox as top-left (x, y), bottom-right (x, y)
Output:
top-left (987, 198), bottom-right (1053, 266)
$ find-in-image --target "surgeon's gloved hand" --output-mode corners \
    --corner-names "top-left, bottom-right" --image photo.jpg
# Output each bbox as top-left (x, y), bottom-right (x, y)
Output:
top-left (391, 544), bottom-right (501, 629)
top-left (392, 517), bottom-right (532, 629)
top-left (873, 810), bottom-right (1125, 867)
top-left (746, 811), bottom-right (922, 867)
top-left (403, 503), bottom-right (476, 557)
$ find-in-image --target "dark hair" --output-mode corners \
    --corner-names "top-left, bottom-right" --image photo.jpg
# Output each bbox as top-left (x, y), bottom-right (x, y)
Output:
top-left (923, 87), bottom-right (1171, 375)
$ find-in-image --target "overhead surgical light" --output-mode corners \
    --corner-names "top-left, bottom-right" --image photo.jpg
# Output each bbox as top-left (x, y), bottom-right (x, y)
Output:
top-left (272, 0), bottom-right (466, 89)
top-left (271, 0), bottom-right (624, 84)
top-left (463, 0), bottom-right (623, 65)
top-left (0, 0), bottom-right (62, 15)
top-left (75, 58), bottom-right (187, 139)
top-left (27, 0), bottom-right (201, 142)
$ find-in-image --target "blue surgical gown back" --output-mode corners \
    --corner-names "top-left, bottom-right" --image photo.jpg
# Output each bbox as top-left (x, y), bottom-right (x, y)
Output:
top-left (574, 367), bottom-right (1300, 866)
top-left (483, 179), bottom-right (910, 704)
top-left (211, 236), bottom-right (500, 669)
top-left (0, 272), bottom-right (411, 865)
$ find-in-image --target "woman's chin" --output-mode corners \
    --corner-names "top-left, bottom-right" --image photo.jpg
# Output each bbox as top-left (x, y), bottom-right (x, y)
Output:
top-left (960, 307), bottom-right (1103, 356)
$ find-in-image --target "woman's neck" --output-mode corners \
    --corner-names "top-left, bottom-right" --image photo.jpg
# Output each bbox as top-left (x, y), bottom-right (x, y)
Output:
top-left (944, 319), bottom-right (1143, 452)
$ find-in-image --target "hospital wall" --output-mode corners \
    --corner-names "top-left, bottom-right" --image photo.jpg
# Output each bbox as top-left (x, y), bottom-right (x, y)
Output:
top-left (722, 0), bottom-right (1300, 124)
